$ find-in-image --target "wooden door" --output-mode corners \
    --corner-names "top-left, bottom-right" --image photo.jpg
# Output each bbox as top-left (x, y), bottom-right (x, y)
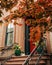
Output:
top-left (30, 26), bottom-right (41, 52)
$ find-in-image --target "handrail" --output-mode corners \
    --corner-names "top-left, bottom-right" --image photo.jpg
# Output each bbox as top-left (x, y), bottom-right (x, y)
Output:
top-left (0, 44), bottom-right (13, 55)
top-left (22, 37), bottom-right (46, 65)
top-left (22, 44), bottom-right (41, 65)
top-left (35, 49), bottom-right (44, 65)
top-left (1, 53), bottom-right (14, 65)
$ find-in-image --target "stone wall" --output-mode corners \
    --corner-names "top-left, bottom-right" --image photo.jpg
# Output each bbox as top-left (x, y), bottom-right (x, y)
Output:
top-left (46, 31), bottom-right (52, 54)
top-left (0, 23), bottom-right (6, 49)
top-left (15, 18), bottom-right (25, 52)
top-left (49, 32), bottom-right (52, 53)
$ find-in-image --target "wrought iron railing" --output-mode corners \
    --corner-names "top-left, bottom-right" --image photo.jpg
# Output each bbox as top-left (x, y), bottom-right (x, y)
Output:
top-left (22, 44), bottom-right (44, 65)
top-left (0, 44), bottom-right (13, 55)
top-left (0, 44), bottom-right (14, 65)
top-left (22, 37), bottom-right (49, 65)
top-left (1, 53), bottom-right (14, 65)
top-left (0, 37), bottom-right (51, 65)
top-left (35, 50), bottom-right (44, 65)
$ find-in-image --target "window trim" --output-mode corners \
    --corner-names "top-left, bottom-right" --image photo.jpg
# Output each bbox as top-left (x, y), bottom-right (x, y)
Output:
top-left (5, 23), bottom-right (14, 47)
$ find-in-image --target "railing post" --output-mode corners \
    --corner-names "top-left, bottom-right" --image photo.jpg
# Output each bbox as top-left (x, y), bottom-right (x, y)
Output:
top-left (35, 49), bottom-right (44, 65)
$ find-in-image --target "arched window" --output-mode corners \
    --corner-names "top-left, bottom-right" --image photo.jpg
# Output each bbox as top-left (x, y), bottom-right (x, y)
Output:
top-left (5, 23), bottom-right (14, 46)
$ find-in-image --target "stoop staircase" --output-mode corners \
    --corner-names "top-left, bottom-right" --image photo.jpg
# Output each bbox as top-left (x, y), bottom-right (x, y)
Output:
top-left (3, 54), bottom-right (50, 65)
top-left (0, 43), bottom-right (50, 65)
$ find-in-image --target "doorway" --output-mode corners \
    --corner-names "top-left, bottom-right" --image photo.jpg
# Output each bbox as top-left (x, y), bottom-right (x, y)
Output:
top-left (25, 25), bottom-right (35, 55)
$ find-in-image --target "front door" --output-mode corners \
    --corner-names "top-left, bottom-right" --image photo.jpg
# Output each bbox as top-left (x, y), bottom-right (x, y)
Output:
top-left (25, 25), bottom-right (35, 54)
top-left (25, 25), bottom-right (30, 55)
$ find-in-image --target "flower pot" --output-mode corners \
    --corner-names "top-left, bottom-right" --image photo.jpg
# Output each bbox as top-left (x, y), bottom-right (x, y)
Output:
top-left (15, 49), bottom-right (21, 56)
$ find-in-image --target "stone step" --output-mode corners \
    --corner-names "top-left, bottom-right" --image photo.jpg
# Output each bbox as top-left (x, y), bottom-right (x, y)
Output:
top-left (7, 56), bottom-right (48, 62)
top-left (11, 54), bottom-right (49, 59)
top-left (29, 60), bottom-right (45, 65)
top-left (4, 54), bottom-right (49, 65)
top-left (4, 60), bottom-right (45, 65)
top-left (11, 55), bottom-right (28, 58)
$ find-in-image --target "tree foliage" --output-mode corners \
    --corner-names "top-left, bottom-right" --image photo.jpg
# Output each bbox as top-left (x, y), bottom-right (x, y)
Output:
top-left (0, 0), bottom-right (52, 43)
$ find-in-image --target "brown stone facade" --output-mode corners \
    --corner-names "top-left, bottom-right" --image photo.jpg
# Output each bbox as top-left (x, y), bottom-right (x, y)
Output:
top-left (0, 18), bottom-right (25, 52)
top-left (0, 19), bottom-right (52, 53)
top-left (14, 18), bottom-right (25, 52)
top-left (46, 31), bottom-right (52, 54)
top-left (0, 23), bottom-right (6, 49)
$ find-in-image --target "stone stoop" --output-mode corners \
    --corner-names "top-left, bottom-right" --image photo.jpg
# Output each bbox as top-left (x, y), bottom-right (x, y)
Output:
top-left (3, 54), bottom-right (49, 65)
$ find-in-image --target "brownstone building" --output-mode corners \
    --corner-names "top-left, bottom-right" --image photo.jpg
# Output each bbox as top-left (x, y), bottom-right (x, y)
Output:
top-left (0, 18), bottom-right (25, 52)
top-left (0, 0), bottom-right (52, 54)
top-left (0, 18), bottom-right (52, 65)
top-left (0, 19), bottom-right (52, 54)
top-left (0, 0), bottom-right (52, 65)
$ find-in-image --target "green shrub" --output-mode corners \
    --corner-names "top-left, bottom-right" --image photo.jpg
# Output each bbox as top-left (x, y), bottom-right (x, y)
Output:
top-left (14, 44), bottom-right (21, 56)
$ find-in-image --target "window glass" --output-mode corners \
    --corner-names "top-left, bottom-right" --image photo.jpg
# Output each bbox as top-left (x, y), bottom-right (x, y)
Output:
top-left (5, 23), bottom-right (14, 46)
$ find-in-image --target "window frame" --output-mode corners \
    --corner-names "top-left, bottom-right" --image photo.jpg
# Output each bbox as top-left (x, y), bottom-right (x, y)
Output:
top-left (5, 23), bottom-right (14, 47)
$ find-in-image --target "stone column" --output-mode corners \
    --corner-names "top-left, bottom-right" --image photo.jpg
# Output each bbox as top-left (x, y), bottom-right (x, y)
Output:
top-left (46, 31), bottom-right (51, 54)
top-left (15, 18), bottom-right (25, 52)
top-left (2, 23), bottom-right (7, 48)
top-left (49, 32), bottom-right (52, 53)
top-left (0, 24), bottom-right (3, 49)
top-left (0, 23), bottom-right (6, 49)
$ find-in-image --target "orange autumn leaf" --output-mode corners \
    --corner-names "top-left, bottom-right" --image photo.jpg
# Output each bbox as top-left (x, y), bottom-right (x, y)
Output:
top-left (30, 26), bottom-right (41, 42)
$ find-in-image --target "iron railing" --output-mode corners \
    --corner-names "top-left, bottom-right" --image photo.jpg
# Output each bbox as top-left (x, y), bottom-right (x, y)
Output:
top-left (35, 50), bottom-right (44, 65)
top-left (0, 37), bottom-right (51, 65)
top-left (1, 53), bottom-right (14, 65)
top-left (22, 37), bottom-right (48, 65)
top-left (22, 44), bottom-right (43, 65)
top-left (0, 44), bottom-right (13, 55)
top-left (0, 44), bottom-right (14, 65)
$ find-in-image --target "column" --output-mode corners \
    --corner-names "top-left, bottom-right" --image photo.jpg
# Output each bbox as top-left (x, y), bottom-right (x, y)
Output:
top-left (15, 18), bottom-right (25, 52)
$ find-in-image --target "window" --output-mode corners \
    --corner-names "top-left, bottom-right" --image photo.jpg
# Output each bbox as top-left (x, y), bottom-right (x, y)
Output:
top-left (5, 23), bottom-right (14, 46)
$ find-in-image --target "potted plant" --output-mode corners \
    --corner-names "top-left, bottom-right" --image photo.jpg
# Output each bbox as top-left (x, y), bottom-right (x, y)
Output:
top-left (14, 44), bottom-right (21, 56)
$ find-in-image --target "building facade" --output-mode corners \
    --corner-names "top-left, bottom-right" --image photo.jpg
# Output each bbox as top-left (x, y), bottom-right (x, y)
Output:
top-left (0, 0), bottom-right (52, 54)
top-left (0, 20), bottom-right (52, 54)
top-left (0, 18), bottom-right (25, 52)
